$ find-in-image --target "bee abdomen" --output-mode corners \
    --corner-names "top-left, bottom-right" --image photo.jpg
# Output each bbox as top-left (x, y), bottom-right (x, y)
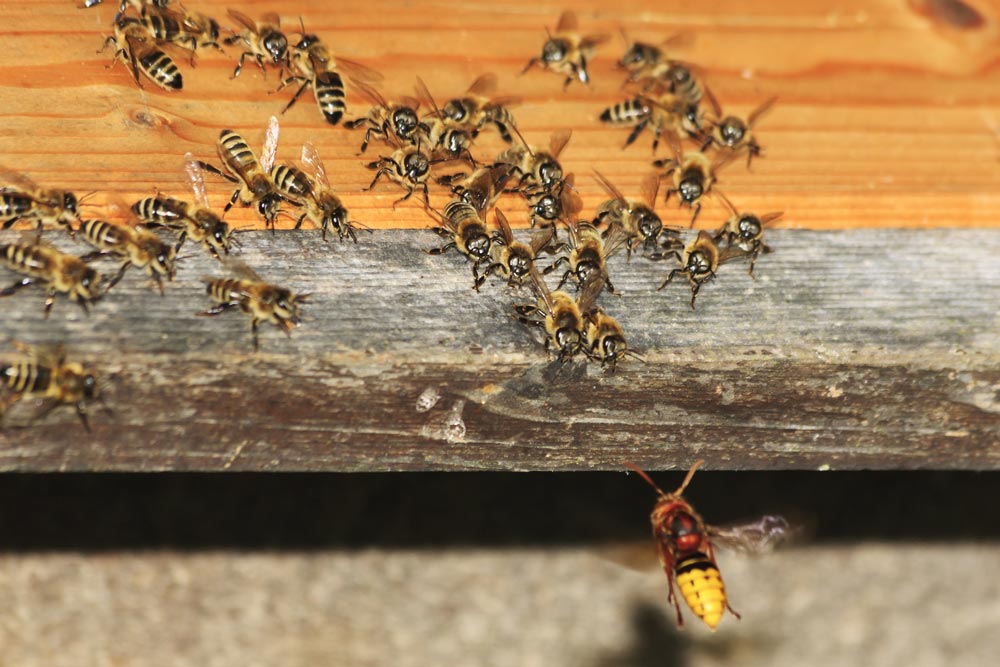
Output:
top-left (0, 192), bottom-right (34, 223)
top-left (271, 165), bottom-right (313, 202)
top-left (132, 197), bottom-right (184, 225)
top-left (206, 278), bottom-right (247, 304)
top-left (139, 50), bottom-right (183, 91)
top-left (80, 219), bottom-right (129, 250)
top-left (313, 70), bottom-right (346, 125)
top-left (0, 361), bottom-right (51, 394)
top-left (675, 554), bottom-right (727, 630)
top-left (600, 98), bottom-right (646, 125)
top-left (219, 131), bottom-right (258, 169)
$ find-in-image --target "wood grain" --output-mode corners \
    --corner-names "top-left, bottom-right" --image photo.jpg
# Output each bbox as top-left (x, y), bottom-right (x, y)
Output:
top-left (0, 228), bottom-right (995, 472)
top-left (1, 1), bottom-right (999, 232)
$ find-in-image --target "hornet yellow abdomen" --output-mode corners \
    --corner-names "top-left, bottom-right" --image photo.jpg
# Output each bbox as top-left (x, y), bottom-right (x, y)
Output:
top-left (675, 554), bottom-right (727, 630)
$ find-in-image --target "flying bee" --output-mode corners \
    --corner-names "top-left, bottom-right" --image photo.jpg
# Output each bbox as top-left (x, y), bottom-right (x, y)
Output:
top-left (198, 116), bottom-right (290, 230)
top-left (593, 170), bottom-right (676, 258)
top-left (701, 89), bottom-right (777, 169)
top-left (102, 16), bottom-right (183, 91)
top-left (78, 217), bottom-right (177, 293)
top-left (0, 169), bottom-right (82, 236)
top-left (415, 77), bottom-right (477, 165)
top-left (496, 127), bottom-right (572, 195)
top-left (543, 220), bottom-right (624, 294)
top-left (224, 9), bottom-right (287, 78)
top-left (132, 154), bottom-right (234, 259)
top-left (293, 142), bottom-right (366, 242)
top-left (365, 137), bottom-right (436, 208)
top-left (436, 163), bottom-right (511, 214)
top-left (712, 193), bottom-right (783, 276)
top-left (0, 240), bottom-right (102, 316)
top-left (279, 30), bottom-right (384, 126)
top-left (626, 461), bottom-right (792, 630)
top-left (653, 135), bottom-right (732, 226)
top-left (0, 342), bottom-right (106, 432)
top-left (514, 267), bottom-right (592, 362)
top-left (476, 209), bottom-right (556, 289)
top-left (344, 82), bottom-right (428, 153)
top-left (600, 92), bottom-right (704, 153)
top-left (437, 72), bottom-right (520, 143)
top-left (426, 198), bottom-right (493, 290)
top-left (199, 260), bottom-right (308, 352)
top-left (522, 11), bottom-right (609, 88)
top-left (650, 230), bottom-right (737, 309)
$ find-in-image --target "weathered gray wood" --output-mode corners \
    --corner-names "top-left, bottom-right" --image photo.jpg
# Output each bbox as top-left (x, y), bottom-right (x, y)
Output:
top-left (0, 228), bottom-right (996, 471)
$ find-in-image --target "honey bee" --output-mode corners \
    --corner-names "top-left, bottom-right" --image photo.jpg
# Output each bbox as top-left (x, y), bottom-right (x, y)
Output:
top-left (293, 142), bottom-right (366, 242)
top-left (365, 138), bottom-right (435, 207)
top-left (582, 306), bottom-right (632, 370)
top-left (653, 136), bottom-right (732, 226)
top-left (224, 10), bottom-right (288, 78)
top-left (650, 230), bottom-right (735, 309)
top-left (514, 268), bottom-right (592, 362)
top-left (701, 89), bottom-right (777, 168)
top-left (78, 217), bottom-right (177, 293)
top-left (0, 240), bottom-right (102, 315)
top-left (426, 198), bottom-right (493, 290)
top-left (495, 127), bottom-right (572, 195)
top-left (199, 260), bottom-right (308, 351)
top-left (712, 193), bottom-right (783, 276)
top-left (438, 72), bottom-right (520, 143)
top-left (436, 163), bottom-right (511, 215)
top-left (476, 209), bottom-right (555, 289)
top-left (522, 11), bottom-right (609, 88)
top-left (600, 92), bottom-right (704, 153)
top-left (0, 170), bottom-right (82, 236)
top-left (592, 170), bottom-right (673, 257)
top-left (0, 342), bottom-right (105, 431)
top-left (131, 153), bottom-right (234, 259)
top-left (543, 220), bottom-right (623, 294)
top-left (626, 461), bottom-right (791, 630)
top-left (279, 30), bottom-right (383, 126)
top-left (199, 116), bottom-right (289, 230)
top-left (617, 32), bottom-right (693, 83)
top-left (102, 16), bottom-right (183, 91)
top-left (344, 82), bottom-right (428, 153)
top-left (415, 77), bottom-right (477, 165)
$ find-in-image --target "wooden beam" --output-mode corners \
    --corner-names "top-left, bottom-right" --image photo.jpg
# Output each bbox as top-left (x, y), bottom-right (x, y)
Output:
top-left (0, 229), bottom-right (996, 471)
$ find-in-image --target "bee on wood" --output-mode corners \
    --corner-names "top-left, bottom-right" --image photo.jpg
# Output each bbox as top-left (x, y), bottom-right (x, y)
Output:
top-left (593, 170), bottom-right (676, 257)
top-left (0, 240), bottom-right (102, 316)
top-left (476, 209), bottom-right (555, 289)
top-left (648, 61), bottom-right (704, 107)
top-left (426, 197), bottom-right (494, 290)
top-left (712, 193), bottom-right (783, 276)
top-left (701, 89), bottom-right (777, 169)
top-left (653, 136), bottom-right (732, 226)
top-left (224, 10), bottom-right (288, 78)
top-left (522, 11), bottom-right (609, 88)
top-left (515, 268), bottom-right (594, 362)
top-left (0, 170), bottom-right (82, 236)
top-left (415, 77), bottom-right (477, 165)
top-left (543, 220), bottom-right (624, 294)
top-left (436, 164), bottom-right (511, 215)
top-left (495, 127), bottom-right (572, 195)
top-left (198, 116), bottom-right (290, 230)
top-left (626, 461), bottom-right (792, 630)
top-left (344, 82), bottom-right (428, 153)
top-left (102, 16), bottom-right (183, 91)
top-left (650, 230), bottom-right (736, 309)
top-left (600, 92), bottom-right (704, 153)
top-left (0, 342), bottom-right (106, 432)
top-left (524, 173), bottom-right (583, 232)
top-left (78, 217), bottom-right (177, 293)
top-left (292, 142), bottom-right (366, 242)
top-left (365, 137), bottom-right (436, 208)
top-left (437, 72), bottom-right (520, 143)
top-left (279, 29), bottom-right (383, 126)
top-left (582, 305), bottom-right (632, 371)
top-left (131, 153), bottom-right (233, 259)
top-left (199, 260), bottom-right (308, 352)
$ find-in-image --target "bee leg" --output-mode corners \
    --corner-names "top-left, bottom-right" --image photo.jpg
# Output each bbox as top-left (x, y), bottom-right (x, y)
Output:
top-left (689, 282), bottom-right (702, 310)
top-left (657, 268), bottom-right (684, 291)
top-left (727, 602), bottom-right (742, 620)
top-left (197, 302), bottom-right (238, 317)
top-left (689, 203), bottom-right (701, 228)
top-left (426, 242), bottom-right (456, 256)
top-left (0, 277), bottom-right (35, 298)
top-left (364, 165), bottom-right (390, 191)
top-left (542, 256), bottom-right (567, 276)
top-left (225, 188), bottom-right (241, 213)
top-left (106, 262), bottom-right (131, 293)
top-left (151, 272), bottom-right (165, 296)
top-left (520, 57), bottom-right (539, 75)
top-left (2, 216), bottom-right (22, 229)
top-left (700, 134), bottom-right (715, 152)
top-left (604, 275), bottom-right (617, 295)
top-left (197, 161), bottom-right (237, 182)
top-left (231, 52), bottom-right (249, 79)
top-left (293, 212), bottom-right (307, 231)
top-left (391, 188), bottom-right (414, 210)
top-left (250, 319), bottom-right (260, 352)
top-left (623, 118), bottom-right (648, 149)
top-left (279, 78), bottom-right (311, 115)
top-left (76, 403), bottom-right (92, 433)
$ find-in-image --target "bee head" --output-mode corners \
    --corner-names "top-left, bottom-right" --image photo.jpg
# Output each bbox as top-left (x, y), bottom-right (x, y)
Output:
top-left (687, 249), bottom-right (713, 277)
top-left (81, 373), bottom-right (98, 400)
top-left (404, 152), bottom-right (430, 180)
top-left (465, 230), bottom-right (491, 259)
top-left (619, 43), bottom-right (649, 68)
top-left (600, 333), bottom-right (627, 366)
top-left (258, 194), bottom-right (283, 223)
top-left (536, 159), bottom-right (563, 190)
top-left (668, 64), bottom-right (692, 86)
top-left (508, 251), bottom-right (532, 279)
top-left (272, 289), bottom-right (302, 323)
top-left (555, 327), bottom-right (582, 360)
top-left (542, 38), bottom-right (568, 63)
top-left (632, 207), bottom-right (662, 241)
top-left (264, 32), bottom-right (289, 64)
top-left (392, 107), bottom-right (419, 137)
top-left (63, 192), bottom-right (79, 215)
top-left (719, 117), bottom-right (747, 146)
top-left (442, 99), bottom-right (467, 123)
top-left (532, 193), bottom-right (560, 221)
top-left (737, 214), bottom-right (762, 242)
top-left (677, 174), bottom-right (703, 204)
top-left (295, 33), bottom-right (320, 50)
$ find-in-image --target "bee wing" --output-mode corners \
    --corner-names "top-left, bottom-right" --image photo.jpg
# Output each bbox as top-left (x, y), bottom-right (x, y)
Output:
top-left (184, 153), bottom-right (211, 209)
top-left (350, 80), bottom-right (389, 108)
top-left (580, 33), bottom-right (611, 50)
top-left (301, 142), bottom-right (330, 189)
top-left (0, 167), bottom-right (40, 196)
top-left (494, 208), bottom-right (514, 245)
top-left (221, 257), bottom-right (265, 283)
top-left (529, 225), bottom-right (556, 254)
top-left (601, 223), bottom-right (629, 259)
top-left (466, 72), bottom-right (498, 97)
top-left (639, 172), bottom-right (660, 208)
top-left (747, 95), bottom-right (778, 128)
top-left (414, 76), bottom-right (442, 118)
top-left (592, 169), bottom-right (627, 205)
top-left (702, 83), bottom-right (724, 120)
top-left (526, 264), bottom-right (554, 311)
top-left (226, 9), bottom-right (258, 33)
top-left (709, 515), bottom-right (795, 555)
top-left (397, 95), bottom-right (423, 112)
top-left (555, 10), bottom-right (579, 33)
top-left (559, 175), bottom-right (583, 221)
top-left (261, 12), bottom-right (281, 28)
top-left (549, 128), bottom-right (572, 159)
top-left (576, 269), bottom-right (605, 312)
top-left (261, 116), bottom-right (280, 174)
top-left (759, 211), bottom-right (784, 226)
top-left (714, 190), bottom-right (739, 217)
top-left (660, 31), bottom-right (696, 49)
top-left (336, 56), bottom-right (385, 86)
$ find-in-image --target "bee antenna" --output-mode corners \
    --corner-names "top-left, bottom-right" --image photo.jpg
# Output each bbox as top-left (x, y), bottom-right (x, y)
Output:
top-left (623, 461), bottom-right (669, 497)
top-left (673, 459), bottom-right (705, 496)
top-left (77, 191), bottom-right (99, 206)
top-left (509, 123), bottom-right (534, 155)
